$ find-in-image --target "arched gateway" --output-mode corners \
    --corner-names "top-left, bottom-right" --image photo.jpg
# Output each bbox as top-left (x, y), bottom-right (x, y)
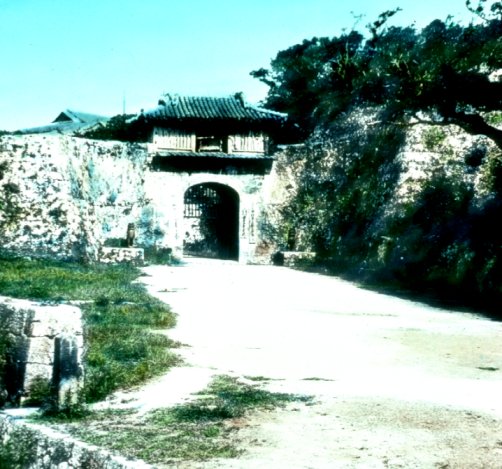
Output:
top-left (183, 183), bottom-right (239, 260)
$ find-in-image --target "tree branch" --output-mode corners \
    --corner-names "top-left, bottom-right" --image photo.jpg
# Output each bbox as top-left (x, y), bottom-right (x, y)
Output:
top-left (446, 112), bottom-right (502, 149)
top-left (401, 111), bottom-right (502, 150)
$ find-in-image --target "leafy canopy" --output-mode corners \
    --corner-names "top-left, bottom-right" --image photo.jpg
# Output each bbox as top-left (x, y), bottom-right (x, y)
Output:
top-left (251, 1), bottom-right (502, 147)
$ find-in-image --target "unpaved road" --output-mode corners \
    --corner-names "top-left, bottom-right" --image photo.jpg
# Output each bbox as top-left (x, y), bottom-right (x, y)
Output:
top-left (132, 258), bottom-right (502, 468)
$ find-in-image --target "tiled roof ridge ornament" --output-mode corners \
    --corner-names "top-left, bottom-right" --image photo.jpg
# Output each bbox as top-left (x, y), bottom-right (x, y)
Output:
top-left (233, 91), bottom-right (246, 108)
top-left (159, 93), bottom-right (180, 107)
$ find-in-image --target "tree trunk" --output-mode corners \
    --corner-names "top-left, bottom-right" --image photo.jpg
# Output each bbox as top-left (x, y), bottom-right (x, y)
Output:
top-left (447, 112), bottom-right (502, 150)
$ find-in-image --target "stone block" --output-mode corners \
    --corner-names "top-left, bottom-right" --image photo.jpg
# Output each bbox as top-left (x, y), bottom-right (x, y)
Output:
top-left (99, 246), bottom-right (144, 265)
top-left (282, 251), bottom-right (316, 267)
top-left (0, 296), bottom-right (84, 407)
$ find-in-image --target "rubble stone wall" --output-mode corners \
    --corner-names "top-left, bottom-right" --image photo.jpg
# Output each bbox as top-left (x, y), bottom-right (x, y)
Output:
top-left (0, 414), bottom-right (152, 469)
top-left (0, 135), bottom-right (150, 262)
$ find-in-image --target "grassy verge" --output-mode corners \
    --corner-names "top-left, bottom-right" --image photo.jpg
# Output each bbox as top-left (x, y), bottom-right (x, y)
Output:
top-left (55, 375), bottom-right (312, 465)
top-left (0, 255), bottom-right (179, 406)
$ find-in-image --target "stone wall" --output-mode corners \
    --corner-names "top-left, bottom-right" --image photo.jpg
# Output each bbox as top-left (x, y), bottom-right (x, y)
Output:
top-left (0, 134), bottom-right (278, 264)
top-left (390, 120), bottom-right (497, 210)
top-left (0, 413), bottom-right (153, 468)
top-left (0, 135), bottom-right (151, 262)
top-left (0, 296), bottom-right (84, 407)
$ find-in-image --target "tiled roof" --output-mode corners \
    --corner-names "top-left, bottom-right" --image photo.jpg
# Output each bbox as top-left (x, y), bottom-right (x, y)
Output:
top-left (140, 94), bottom-right (286, 124)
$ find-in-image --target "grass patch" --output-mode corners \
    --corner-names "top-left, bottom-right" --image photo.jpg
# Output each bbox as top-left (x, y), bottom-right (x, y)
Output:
top-left (0, 255), bottom-right (143, 301)
top-left (192, 375), bottom-right (312, 416)
top-left (244, 375), bottom-right (273, 382)
top-left (0, 255), bottom-right (179, 406)
top-left (56, 375), bottom-right (312, 465)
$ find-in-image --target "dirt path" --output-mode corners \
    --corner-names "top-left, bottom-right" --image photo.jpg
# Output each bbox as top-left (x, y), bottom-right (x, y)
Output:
top-left (134, 259), bottom-right (502, 468)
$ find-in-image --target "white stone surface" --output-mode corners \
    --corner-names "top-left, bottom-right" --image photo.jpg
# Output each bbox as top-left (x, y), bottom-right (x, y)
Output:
top-left (0, 296), bottom-right (84, 405)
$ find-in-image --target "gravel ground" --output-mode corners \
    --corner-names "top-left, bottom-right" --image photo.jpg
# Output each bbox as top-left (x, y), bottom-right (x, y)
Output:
top-left (119, 258), bottom-right (502, 468)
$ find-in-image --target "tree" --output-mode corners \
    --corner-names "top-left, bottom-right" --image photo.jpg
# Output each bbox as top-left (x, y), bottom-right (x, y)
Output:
top-left (252, 3), bottom-right (502, 148)
top-left (251, 32), bottom-right (365, 132)
top-left (79, 114), bottom-right (149, 142)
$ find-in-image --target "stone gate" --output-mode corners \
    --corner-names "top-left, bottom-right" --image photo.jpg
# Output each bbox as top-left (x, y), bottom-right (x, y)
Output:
top-left (136, 93), bottom-right (286, 263)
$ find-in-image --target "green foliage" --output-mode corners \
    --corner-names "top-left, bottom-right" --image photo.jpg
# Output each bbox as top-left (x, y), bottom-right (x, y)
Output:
top-left (0, 176), bottom-right (23, 228)
top-left (486, 111), bottom-right (502, 126)
top-left (39, 394), bottom-right (91, 421)
top-left (62, 375), bottom-right (311, 464)
top-left (190, 375), bottom-right (311, 418)
top-left (383, 166), bottom-right (474, 283)
top-left (485, 153), bottom-right (502, 193)
top-left (79, 114), bottom-right (149, 142)
top-left (0, 161), bottom-right (8, 180)
top-left (466, 0), bottom-right (502, 20)
top-left (143, 246), bottom-right (176, 265)
top-left (0, 427), bottom-right (38, 469)
top-left (253, 4), bottom-right (502, 314)
top-left (23, 376), bottom-right (52, 407)
top-left (0, 256), bottom-right (178, 407)
top-left (0, 332), bottom-right (9, 408)
top-left (80, 285), bottom-right (179, 402)
top-left (0, 256), bottom-right (140, 301)
top-left (251, 31), bottom-right (365, 132)
top-left (273, 109), bottom-right (502, 314)
top-left (83, 316), bottom-right (179, 403)
top-left (281, 116), bottom-right (404, 270)
top-left (422, 127), bottom-right (447, 151)
top-left (253, 8), bottom-right (502, 147)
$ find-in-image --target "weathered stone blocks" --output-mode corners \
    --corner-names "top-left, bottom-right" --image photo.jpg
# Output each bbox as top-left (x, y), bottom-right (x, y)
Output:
top-left (0, 296), bottom-right (84, 407)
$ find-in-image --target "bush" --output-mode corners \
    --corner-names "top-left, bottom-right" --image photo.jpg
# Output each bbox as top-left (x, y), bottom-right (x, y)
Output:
top-left (23, 376), bottom-right (52, 407)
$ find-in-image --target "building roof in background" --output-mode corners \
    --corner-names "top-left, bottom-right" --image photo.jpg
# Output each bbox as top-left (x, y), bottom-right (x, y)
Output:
top-left (17, 110), bottom-right (110, 135)
top-left (52, 110), bottom-right (110, 124)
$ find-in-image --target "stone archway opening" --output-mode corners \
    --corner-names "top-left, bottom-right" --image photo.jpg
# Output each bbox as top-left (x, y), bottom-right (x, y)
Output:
top-left (183, 183), bottom-right (239, 260)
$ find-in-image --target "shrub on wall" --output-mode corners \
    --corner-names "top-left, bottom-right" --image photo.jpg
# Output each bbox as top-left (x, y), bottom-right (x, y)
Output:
top-left (0, 175), bottom-right (24, 230)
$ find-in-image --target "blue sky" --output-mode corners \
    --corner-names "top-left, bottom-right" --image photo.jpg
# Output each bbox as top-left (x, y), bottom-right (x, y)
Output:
top-left (0, 0), bottom-right (483, 130)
